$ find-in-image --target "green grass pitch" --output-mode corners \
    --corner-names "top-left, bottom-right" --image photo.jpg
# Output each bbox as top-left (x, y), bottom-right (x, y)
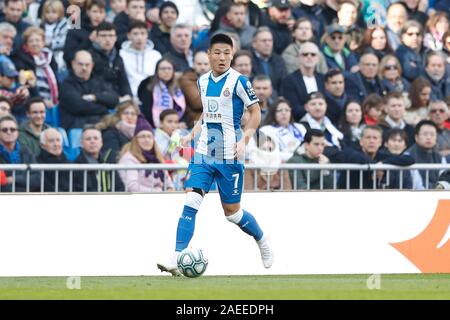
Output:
top-left (0, 274), bottom-right (449, 300)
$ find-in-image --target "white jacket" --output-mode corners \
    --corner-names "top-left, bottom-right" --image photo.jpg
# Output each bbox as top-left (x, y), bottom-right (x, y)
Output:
top-left (119, 40), bottom-right (162, 97)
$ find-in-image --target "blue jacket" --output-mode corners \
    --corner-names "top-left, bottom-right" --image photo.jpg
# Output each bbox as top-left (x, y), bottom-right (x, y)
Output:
top-left (395, 45), bottom-right (425, 82)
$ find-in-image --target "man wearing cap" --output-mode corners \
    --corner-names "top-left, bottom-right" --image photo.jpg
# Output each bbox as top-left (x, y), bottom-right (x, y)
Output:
top-left (260, 0), bottom-right (293, 55)
top-left (280, 41), bottom-right (325, 121)
top-left (0, 57), bottom-right (33, 119)
top-left (322, 23), bottom-right (358, 72)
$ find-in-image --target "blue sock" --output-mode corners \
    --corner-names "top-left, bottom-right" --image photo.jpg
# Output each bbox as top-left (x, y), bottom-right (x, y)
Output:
top-left (229, 209), bottom-right (264, 241)
top-left (175, 205), bottom-right (197, 252)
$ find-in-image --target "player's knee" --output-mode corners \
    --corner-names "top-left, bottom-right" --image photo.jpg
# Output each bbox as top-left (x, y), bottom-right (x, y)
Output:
top-left (185, 189), bottom-right (204, 210)
top-left (191, 188), bottom-right (205, 197)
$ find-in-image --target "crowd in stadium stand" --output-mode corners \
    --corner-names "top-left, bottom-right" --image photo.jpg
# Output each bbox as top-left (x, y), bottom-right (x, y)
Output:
top-left (1, 0), bottom-right (450, 191)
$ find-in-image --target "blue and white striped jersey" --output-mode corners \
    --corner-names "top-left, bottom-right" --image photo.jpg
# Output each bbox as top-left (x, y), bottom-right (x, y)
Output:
top-left (196, 68), bottom-right (259, 160)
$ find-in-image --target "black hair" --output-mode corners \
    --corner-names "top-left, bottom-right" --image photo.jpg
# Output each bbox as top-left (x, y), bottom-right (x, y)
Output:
top-left (324, 68), bottom-right (343, 82)
top-left (96, 21), bottom-right (116, 33)
top-left (24, 96), bottom-right (45, 113)
top-left (210, 33), bottom-right (234, 49)
top-left (415, 120), bottom-right (438, 135)
top-left (385, 128), bottom-right (408, 145)
top-left (159, 1), bottom-right (179, 18)
top-left (303, 129), bottom-right (325, 144)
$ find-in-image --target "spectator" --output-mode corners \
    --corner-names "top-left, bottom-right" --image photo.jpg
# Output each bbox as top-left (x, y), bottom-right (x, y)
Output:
top-left (12, 26), bottom-right (59, 110)
top-left (405, 120), bottom-right (447, 189)
top-left (406, 77), bottom-right (432, 126)
top-left (292, 0), bottom-right (327, 40)
top-left (18, 97), bottom-right (51, 157)
top-left (150, 1), bottom-right (178, 54)
top-left (252, 75), bottom-right (273, 123)
top-left (423, 11), bottom-right (449, 51)
top-left (424, 51), bottom-right (450, 101)
top-left (37, 127), bottom-right (71, 192)
top-left (282, 17), bottom-right (328, 74)
top-left (259, 0), bottom-right (293, 54)
top-left (339, 100), bottom-right (366, 150)
top-left (385, 2), bottom-right (408, 51)
top-left (382, 128), bottom-right (413, 189)
top-left (362, 93), bottom-right (384, 126)
top-left (0, 96), bottom-right (12, 117)
top-left (138, 58), bottom-right (186, 128)
top-left (441, 30), bottom-right (450, 65)
top-left (89, 22), bottom-right (132, 100)
top-left (250, 26), bottom-right (287, 93)
top-left (231, 49), bottom-right (253, 78)
top-left (59, 50), bottom-right (119, 129)
top-left (323, 68), bottom-right (349, 126)
top-left (211, 1), bottom-right (256, 50)
top-left (39, 0), bottom-right (69, 80)
top-left (298, 91), bottom-right (343, 150)
top-left (428, 100), bottom-right (450, 158)
top-left (0, 0), bottom-right (31, 50)
top-left (0, 114), bottom-right (39, 191)
top-left (395, 20), bottom-right (425, 83)
top-left (280, 41), bottom-right (324, 121)
top-left (64, 0), bottom-right (107, 66)
top-left (74, 125), bottom-right (125, 191)
top-left (259, 97), bottom-right (306, 161)
top-left (0, 22), bottom-right (16, 57)
top-left (113, 0), bottom-right (146, 48)
top-left (287, 129), bottom-right (333, 190)
top-left (358, 27), bottom-right (394, 61)
top-left (321, 23), bottom-right (358, 73)
top-left (96, 99), bottom-right (139, 163)
top-left (163, 23), bottom-right (194, 73)
top-left (379, 54), bottom-right (410, 94)
top-left (336, 0), bottom-right (362, 51)
top-left (170, 0), bottom-right (210, 30)
top-left (379, 91), bottom-right (415, 146)
top-left (120, 19), bottom-right (162, 98)
top-left (333, 125), bottom-right (415, 189)
top-left (0, 58), bottom-right (32, 119)
top-left (118, 115), bottom-right (174, 192)
top-left (179, 50), bottom-right (210, 128)
top-left (244, 130), bottom-right (291, 191)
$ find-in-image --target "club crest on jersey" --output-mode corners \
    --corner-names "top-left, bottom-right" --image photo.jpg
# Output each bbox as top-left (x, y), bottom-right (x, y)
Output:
top-left (223, 88), bottom-right (230, 97)
top-left (208, 100), bottom-right (219, 112)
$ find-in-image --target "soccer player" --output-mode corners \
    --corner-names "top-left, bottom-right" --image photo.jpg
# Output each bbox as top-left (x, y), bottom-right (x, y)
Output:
top-left (157, 33), bottom-right (274, 276)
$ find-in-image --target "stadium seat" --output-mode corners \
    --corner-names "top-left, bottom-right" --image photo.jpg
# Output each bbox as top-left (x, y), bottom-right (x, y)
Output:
top-left (45, 105), bottom-right (60, 127)
top-left (68, 128), bottom-right (83, 149)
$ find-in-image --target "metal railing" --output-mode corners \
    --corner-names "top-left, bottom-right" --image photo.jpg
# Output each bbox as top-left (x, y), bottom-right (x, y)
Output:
top-left (1, 163), bottom-right (449, 193)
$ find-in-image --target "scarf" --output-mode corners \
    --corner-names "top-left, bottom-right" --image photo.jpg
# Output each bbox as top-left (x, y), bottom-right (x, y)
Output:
top-left (142, 150), bottom-right (165, 181)
top-left (325, 91), bottom-right (348, 110)
top-left (152, 81), bottom-right (186, 128)
top-left (115, 120), bottom-right (136, 140)
top-left (385, 115), bottom-right (406, 129)
top-left (0, 141), bottom-right (21, 164)
top-left (27, 47), bottom-right (59, 105)
top-left (303, 113), bottom-right (344, 149)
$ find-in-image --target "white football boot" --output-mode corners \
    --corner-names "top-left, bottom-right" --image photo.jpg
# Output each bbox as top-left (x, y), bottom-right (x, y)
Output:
top-left (256, 235), bottom-right (274, 269)
top-left (157, 252), bottom-right (182, 277)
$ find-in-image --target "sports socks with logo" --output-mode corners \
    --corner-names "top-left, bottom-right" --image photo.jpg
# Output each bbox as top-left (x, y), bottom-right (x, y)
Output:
top-left (226, 208), bottom-right (263, 241)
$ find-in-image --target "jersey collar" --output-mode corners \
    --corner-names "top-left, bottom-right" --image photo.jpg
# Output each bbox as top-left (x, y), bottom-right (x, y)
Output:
top-left (209, 68), bottom-right (231, 83)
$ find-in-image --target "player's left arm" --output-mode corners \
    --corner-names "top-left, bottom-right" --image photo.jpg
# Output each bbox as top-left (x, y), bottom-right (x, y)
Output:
top-left (235, 102), bottom-right (261, 159)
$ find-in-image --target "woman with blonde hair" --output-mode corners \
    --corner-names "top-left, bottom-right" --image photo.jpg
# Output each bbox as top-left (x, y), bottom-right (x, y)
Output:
top-left (96, 100), bottom-right (140, 162)
top-left (378, 54), bottom-right (410, 94)
top-left (118, 115), bottom-right (174, 192)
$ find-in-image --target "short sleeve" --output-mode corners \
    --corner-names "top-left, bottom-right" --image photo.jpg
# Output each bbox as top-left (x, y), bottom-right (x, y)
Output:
top-left (235, 75), bottom-right (259, 108)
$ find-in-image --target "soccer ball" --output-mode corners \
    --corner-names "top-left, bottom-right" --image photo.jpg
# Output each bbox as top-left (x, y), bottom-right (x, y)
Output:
top-left (177, 248), bottom-right (208, 278)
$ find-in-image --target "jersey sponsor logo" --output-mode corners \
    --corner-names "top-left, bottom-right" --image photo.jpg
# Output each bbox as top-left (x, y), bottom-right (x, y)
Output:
top-left (208, 100), bottom-right (219, 112)
top-left (223, 88), bottom-right (230, 97)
